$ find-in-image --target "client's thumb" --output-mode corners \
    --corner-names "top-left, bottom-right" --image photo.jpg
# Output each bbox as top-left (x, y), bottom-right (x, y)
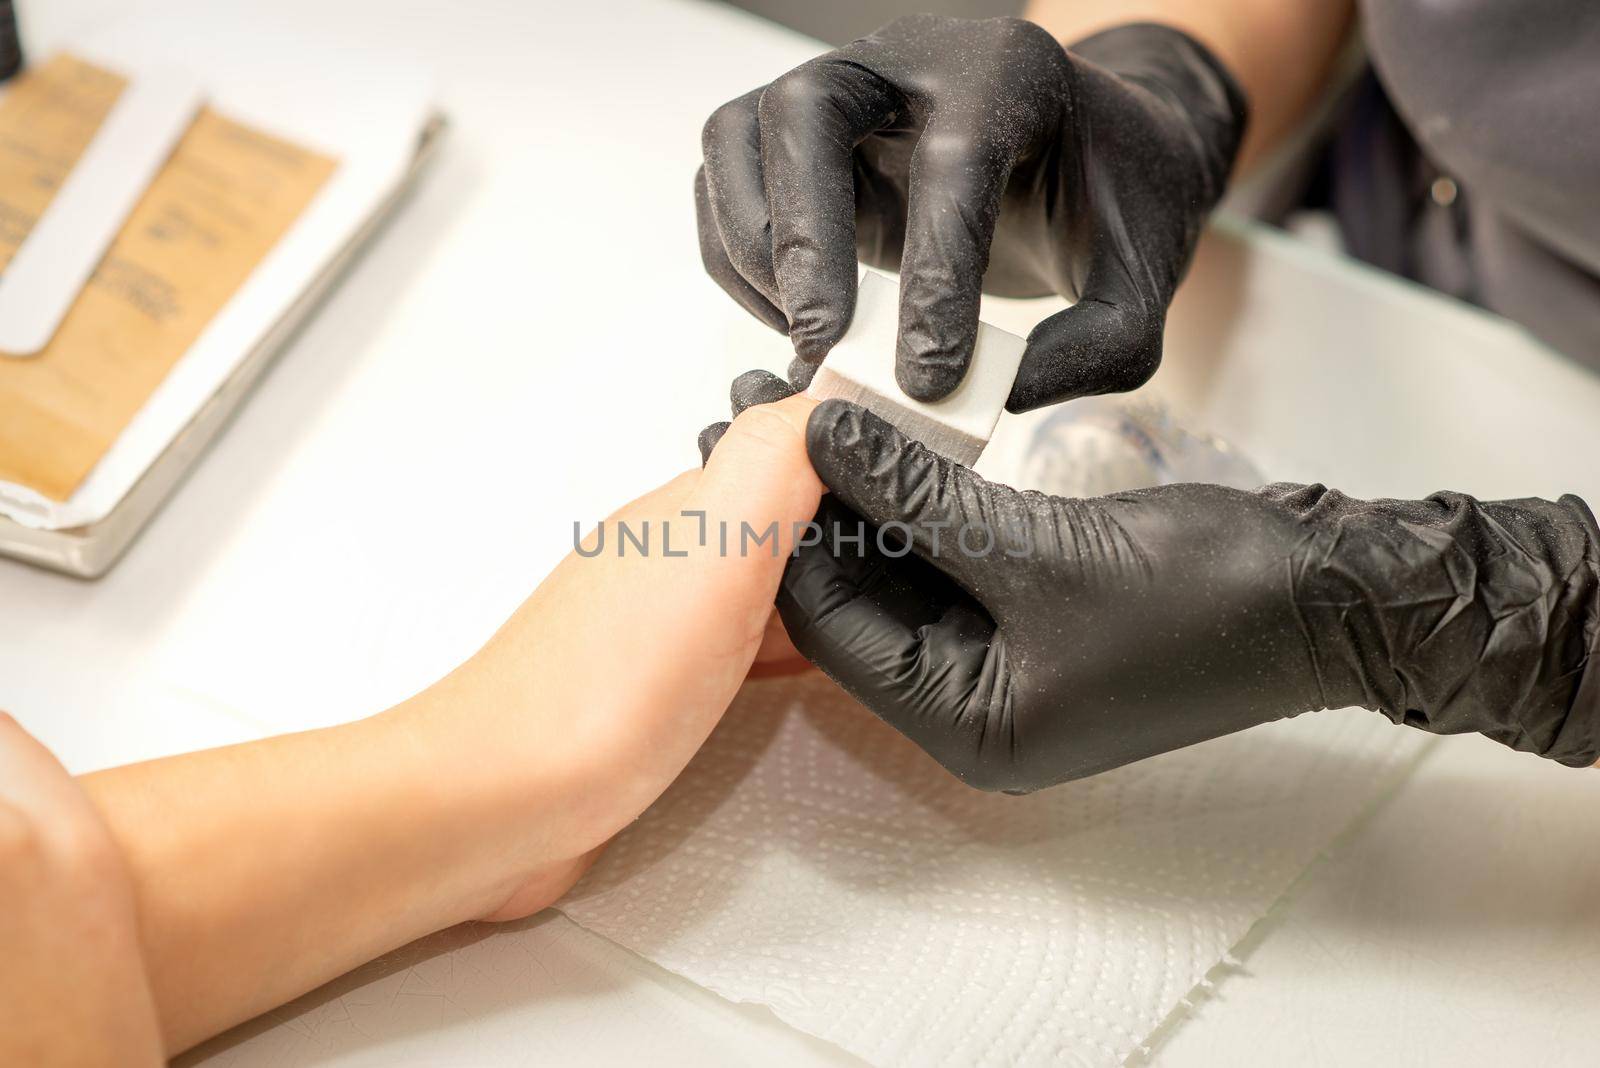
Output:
top-left (686, 393), bottom-right (823, 597)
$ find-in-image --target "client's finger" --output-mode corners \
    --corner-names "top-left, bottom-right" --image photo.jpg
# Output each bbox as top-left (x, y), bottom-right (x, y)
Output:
top-left (633, 393), bottom-right (823, 707)
top-left (688, 393), bottom-right (821, 588)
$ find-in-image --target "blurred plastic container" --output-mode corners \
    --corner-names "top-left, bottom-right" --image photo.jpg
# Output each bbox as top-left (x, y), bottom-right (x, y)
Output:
top-left (1019, 396), bottom-right (1263, 498)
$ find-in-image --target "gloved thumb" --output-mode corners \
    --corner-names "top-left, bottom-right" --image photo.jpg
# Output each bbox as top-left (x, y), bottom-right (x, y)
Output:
top-left (1007, 298), bottom-right (1164, 413)
top-left (804, 399), bottom-right (1023, 593)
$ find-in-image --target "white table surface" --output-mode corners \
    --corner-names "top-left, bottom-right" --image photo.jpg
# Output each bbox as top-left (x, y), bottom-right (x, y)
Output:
top-left (8, 1), bottom-right (1600, 1064)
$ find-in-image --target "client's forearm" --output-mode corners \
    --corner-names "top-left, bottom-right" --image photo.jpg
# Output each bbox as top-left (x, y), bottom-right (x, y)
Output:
top-left (78, 707), bottom-right (553, 1054)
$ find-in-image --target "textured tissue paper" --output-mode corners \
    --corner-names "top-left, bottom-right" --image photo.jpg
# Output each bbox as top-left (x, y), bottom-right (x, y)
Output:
top-left (561, 674), bottom-right (1427, 1067)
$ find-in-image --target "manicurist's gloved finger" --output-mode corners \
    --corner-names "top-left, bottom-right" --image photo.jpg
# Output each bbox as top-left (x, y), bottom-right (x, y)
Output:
top-left (695, 167), bottom-right (786, 333)
top-left (1007, 279), bottom-right (1165, 412)
top-left (989, 24), bottom-right (1246, 412)
top-left (881, 20), bottom-right (1069, 402)
top-left (698, 16), bottom-right (1249, 414)
top-left (729, 367), bottom-right (796, 415)
top-left (697, 421), bottom-right (730, 466)
top-left (756, 57), bottom-right (898, 372)
top-left (700, 90), bottom-right (784, 312)
top-left (700, 368), bottom-right (799, 467)
top-left (892, 116), bottom-right (1019, 402)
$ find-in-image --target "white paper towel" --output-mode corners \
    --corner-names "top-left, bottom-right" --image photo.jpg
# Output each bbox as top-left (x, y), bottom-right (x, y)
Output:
top-left (562, 673), bottom-right (1427, 1067)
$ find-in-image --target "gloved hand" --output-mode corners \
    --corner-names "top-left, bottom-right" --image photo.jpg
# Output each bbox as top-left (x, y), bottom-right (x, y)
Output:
top-left (703, 375), bottom-right (1600, 793)
top-left (694, 15), bottom-right (1247, 410)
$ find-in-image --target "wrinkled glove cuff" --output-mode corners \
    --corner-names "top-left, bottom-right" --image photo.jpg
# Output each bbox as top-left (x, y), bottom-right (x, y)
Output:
top-left (1067, 22), bottom-right (1249, 202)
top-left (1271, 484), bottom-right (1600, 767)
top-left (1551, 494), bottom-right (1600, 766)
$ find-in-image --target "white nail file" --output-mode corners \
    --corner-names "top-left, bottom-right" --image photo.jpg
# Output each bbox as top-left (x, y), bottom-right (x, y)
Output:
top-left (805, 269), bottom-right (1026, 466)
top-left (0, 64), bottom-right (203, 356)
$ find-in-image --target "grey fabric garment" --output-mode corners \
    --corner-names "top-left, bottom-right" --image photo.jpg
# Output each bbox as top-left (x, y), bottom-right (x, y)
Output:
top-left (1340, 0), bottom-right (1600, 365)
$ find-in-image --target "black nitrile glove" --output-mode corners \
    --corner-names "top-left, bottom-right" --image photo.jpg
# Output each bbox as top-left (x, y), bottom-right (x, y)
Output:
top-left (694, 16), bottom-right (1247, 410)
top-left (701, 376), bottom-right (1600, 793)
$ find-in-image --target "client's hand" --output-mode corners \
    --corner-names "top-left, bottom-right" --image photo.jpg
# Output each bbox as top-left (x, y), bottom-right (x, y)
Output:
top-left (79, 392), bottom-right (824, 1054)
top-left (402, 390), bottom-right (823, 919)
top-left (0, 714), bottom-right (162, 1067)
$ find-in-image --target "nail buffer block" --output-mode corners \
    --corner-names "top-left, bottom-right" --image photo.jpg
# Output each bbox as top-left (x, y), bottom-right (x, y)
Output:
top-left (805, 270), bottom-right (1025, 467)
